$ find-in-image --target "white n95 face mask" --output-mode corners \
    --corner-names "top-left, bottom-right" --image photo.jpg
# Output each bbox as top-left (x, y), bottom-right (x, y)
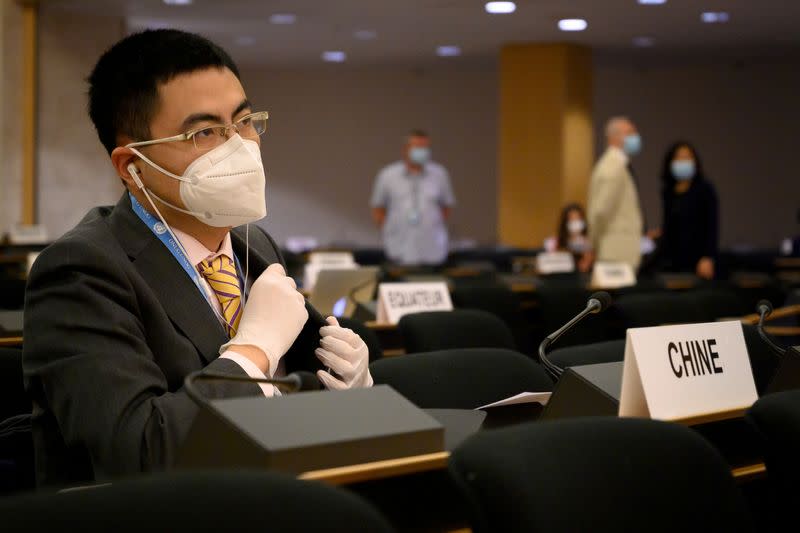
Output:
top-left (127, 134), bottom-right (267, 228)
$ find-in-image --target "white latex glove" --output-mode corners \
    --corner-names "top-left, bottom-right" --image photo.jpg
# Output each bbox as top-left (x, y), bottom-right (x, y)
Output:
top-left (221, 263), bottom-right (308, 375)
top-left (315, 317), bottom-right (374, 390)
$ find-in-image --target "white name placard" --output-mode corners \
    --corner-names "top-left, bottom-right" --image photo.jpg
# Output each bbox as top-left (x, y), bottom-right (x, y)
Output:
top-left (619, 321), bottom-right (758, 421)
top-left (591, 261), bottom-right (636, 289)
top-left (376, 282), bottom-right (453, 325)
top-left (536, 252), bottom-right (575, 275)
top-left (308, 252), bottom-right (355, 266)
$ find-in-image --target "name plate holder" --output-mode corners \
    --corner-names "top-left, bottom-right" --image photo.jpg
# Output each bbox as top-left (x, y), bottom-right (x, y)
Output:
top-left (375, 282), bottom-right (453, 325)
top-left (178, 385), bottom-right (444, 474)
top-left (591, 261), bottom-right (636, 289)
top-left (536, 252), bottom-right (575, 275)
top-left (619, 321), bottom-right (758, 423)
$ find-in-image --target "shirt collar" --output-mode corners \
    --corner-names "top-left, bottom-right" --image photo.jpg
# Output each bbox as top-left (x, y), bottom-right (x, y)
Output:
top-left (171, 226), bottom-right (234, 267)
top-left (608, 145), bottom-right (629, 165)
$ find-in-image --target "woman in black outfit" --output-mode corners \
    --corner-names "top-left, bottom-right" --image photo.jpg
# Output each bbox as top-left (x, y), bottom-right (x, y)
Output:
top-left (659, 141), bottom-right (719, 279)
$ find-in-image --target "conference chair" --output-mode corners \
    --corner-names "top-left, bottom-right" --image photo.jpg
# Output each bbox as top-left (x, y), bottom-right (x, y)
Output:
top-left (450, 282), bottom-right (536, 352)
top-left (546, 339), bottom-right (626, 369)
top-left (337, 316), bottom-right (384, 362)
top-left (398, 309), bottom-right (517, 353)
top-left (449, 417), bottom-right (754, 533)
top-left (746, 389), bottom-right (800, 532)
top-left (0, 346), bottom-right (33, 494)
top-left (0, 278), bottom-right (26, 310)
top-left (535, 282), bottom-right (616, 347)
top-left (614, 287), bottom-right (746, 330)
top-left (370, 348), bottom-right (553, 410)
top-left (0, 470), bottom-right (395, 532)
top-left (0, 347), bottom-right (28, 422)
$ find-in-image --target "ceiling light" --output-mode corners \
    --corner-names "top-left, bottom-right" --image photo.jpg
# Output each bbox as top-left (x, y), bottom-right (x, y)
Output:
top-left (354, 29), bottom-right (377, 40)
top-left (235, 36), bottom-right (256, 46)
top-left (269, 13), bottom-right (297, 25)
top-left (163, 0), bottom-right (192, 5)
top-left (558, 19), bottom-right (588, 32)
top-left (485, 2), bottom-right (516, 14)
top-left (637, 0), bottom-right (667, 4)
top-left (701, 12), bottom-right (730, 23)
top-left (632, 36), bottom-right (655, 47)
top-left (436, 45), bottom-right (461, 57)
top-left (322, 51), bottom-right (346, 63)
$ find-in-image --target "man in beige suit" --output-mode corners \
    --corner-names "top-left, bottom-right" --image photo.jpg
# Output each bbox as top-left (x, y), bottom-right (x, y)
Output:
top-left (588, 116), bottom-right (645, 270)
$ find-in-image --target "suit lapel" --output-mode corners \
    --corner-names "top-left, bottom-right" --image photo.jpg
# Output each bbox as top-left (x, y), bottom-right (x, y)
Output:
top-left (108, 195), bottom-right (227, 364)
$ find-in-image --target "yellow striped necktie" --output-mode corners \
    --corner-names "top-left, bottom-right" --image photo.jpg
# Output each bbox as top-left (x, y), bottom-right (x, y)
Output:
top-left (197, 255), bottom-right (242, 338)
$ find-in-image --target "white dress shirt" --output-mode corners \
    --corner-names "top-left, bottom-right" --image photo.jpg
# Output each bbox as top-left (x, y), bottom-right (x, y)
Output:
top-left (171, 228), bottom-right (278, 397)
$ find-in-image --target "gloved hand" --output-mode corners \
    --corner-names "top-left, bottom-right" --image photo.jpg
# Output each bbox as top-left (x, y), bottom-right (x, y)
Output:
top-left (222, 263), bottom-right (307, 375)
top-left (315, 317), bottom-right (374, 390)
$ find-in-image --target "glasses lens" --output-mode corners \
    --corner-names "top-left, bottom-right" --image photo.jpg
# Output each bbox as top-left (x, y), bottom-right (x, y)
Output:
top-left (237, 113), bottom-right (268, 138)
top-left (192, 126), bottom-right (227, 151)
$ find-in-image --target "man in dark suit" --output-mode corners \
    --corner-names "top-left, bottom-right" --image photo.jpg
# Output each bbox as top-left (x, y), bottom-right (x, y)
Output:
top-left (23, 29), bottom-right (372, 487)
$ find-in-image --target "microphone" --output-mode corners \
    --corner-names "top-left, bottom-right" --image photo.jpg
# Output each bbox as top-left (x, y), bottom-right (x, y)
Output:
top-left (756, 299), bottom-right (787, 357)
top-left (184, 369), bottom-right (322, 415)
top-left (539, 291), bottom-right (613, 379)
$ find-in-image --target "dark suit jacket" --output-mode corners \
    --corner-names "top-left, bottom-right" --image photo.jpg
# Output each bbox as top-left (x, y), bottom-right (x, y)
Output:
top-left (23, 195), bottom-right (322, 487)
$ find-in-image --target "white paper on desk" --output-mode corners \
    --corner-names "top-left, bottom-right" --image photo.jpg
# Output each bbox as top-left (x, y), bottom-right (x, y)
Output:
top-left (475, 392), bottom-right (552, 410)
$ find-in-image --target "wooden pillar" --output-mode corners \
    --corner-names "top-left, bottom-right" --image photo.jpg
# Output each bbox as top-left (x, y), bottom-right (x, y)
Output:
top-left (20, 0), bottom-right (38, 225)
top-left (498, 44), bottom-right (593, 248)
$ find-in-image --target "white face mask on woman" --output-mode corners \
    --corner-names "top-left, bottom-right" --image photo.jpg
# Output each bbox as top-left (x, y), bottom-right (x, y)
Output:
top-left (127, 134), bottom-right (267, 228)
top-left (567, 219), bottom-right (586, 235)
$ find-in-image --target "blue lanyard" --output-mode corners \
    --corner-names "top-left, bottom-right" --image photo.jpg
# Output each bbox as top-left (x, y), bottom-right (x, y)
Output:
top-left (129, 194), bottom-right (245, 311)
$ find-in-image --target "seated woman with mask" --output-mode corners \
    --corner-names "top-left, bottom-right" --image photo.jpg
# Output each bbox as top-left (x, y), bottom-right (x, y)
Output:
top-left (658, 141), bottom-right (719, 280)
top-left (544, 203), bottom-right (594, 273)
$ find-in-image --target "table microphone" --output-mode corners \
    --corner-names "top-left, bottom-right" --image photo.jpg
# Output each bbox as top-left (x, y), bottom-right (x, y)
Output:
top-left (756, 299), bottom-right (787, 357)
top-left (539, 291), bottom-right (613, 379)
top-left (184, 369), bottom-right (322, 414)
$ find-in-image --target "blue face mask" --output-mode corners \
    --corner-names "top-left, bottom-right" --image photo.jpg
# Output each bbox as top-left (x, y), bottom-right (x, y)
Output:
top-left (671, 160), bottom-right (696, 181)
top-left (623, 134), bottom-right (642, 156)
top-left (409, 147), bottom-right (431, 165)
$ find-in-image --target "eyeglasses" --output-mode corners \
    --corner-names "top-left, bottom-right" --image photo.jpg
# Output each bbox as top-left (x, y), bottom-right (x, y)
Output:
top-left (127, 111), bottom-right (269, 152)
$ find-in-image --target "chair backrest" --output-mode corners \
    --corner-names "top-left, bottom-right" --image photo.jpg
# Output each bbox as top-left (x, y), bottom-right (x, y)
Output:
top-left (449, 417), bottom-right (753, 533)
top-left (615, 287), bottom-right (750, 330)
top-left (614, 290), bottom-right (693, 328)
top-left (337, 316), bottom-right (384, 362)
top-left (535, 283), bottom-right (616, 347)
top-left (547, 339), bottom-right (626, 369)
top-left (370, 348), bottom-right (552, 409)
top-left (398, 309), bottom-right (516, 353)
top-left (0, 470), bottom-right (395, 532)
top-left (746, 389), bottom-right (800, 531)
top-left (0, 347), bottom-right (28, 422)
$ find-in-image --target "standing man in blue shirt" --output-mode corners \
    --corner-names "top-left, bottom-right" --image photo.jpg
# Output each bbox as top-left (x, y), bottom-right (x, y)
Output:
top-left (370, 130), bottom-right (456, 266)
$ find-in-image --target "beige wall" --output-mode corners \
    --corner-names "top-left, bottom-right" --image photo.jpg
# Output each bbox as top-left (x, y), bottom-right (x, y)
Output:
top-left (1, 1), bottom-right (22, 235)
top-left (594, 54), bottom-right (800, 249)
top-left (36, 8), bottom-right (125, 234)
top-left (241, 64), bottom-right (498, 249)
top-left (6, 10), bottom-right (798, 251)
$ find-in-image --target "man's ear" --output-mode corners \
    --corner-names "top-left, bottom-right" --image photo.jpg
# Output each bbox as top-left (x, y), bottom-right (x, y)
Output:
top-left (111, 147), bottom-right (142, 192)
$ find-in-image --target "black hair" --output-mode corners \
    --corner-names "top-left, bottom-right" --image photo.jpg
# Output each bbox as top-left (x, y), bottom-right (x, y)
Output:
top-left (88, 29), bottom-right (241, 155)
top-left (556, 203), bottom-right (587, 250)
top-left (660, 140), bottom-right (707, 191)
top-left (409, 129), bottom-right (429, 139)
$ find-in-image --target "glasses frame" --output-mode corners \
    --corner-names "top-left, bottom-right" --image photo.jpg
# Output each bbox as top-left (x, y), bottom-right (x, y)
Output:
top-left (126, 110), bottom-right (269, 151)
